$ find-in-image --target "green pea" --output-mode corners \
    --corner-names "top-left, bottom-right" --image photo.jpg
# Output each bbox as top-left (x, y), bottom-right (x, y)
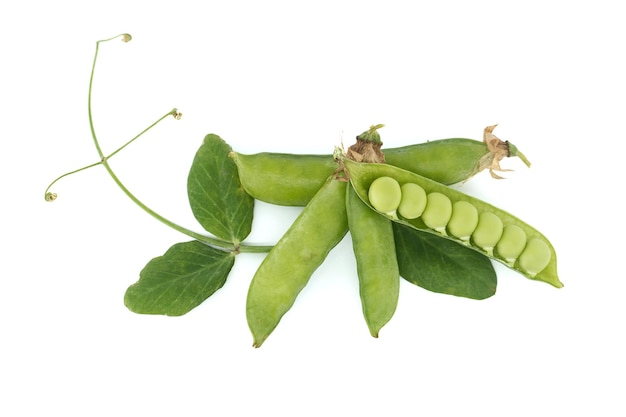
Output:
top-left (421, 192), bottom-right (452, 234)
top-left (368, 176), bottom-right (402, 215)
top-left (471, 212), bottom-right (503, 256)
top-left (347, 186), bottom-right (399, 338)
top-left (496, 225), bottom-right (527, 266)
top-left (397, 183), bottom-right (427, 219)
top-left (447, 200), bottom-right (479, 242)
top-left (246, 177), bottom-right (348, 348)
top-left (518, 238), bottom-right (552, 277)
top-left (345, 159), bottom-right (562, 288)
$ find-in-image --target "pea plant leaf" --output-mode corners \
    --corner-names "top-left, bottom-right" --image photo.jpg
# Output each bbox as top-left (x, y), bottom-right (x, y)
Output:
top-left (124, 241), bottom-right (235, 316)
top-left (393, 223), bottom-right (497, 300)
top-left (187, 134), bottom-right (254, 243)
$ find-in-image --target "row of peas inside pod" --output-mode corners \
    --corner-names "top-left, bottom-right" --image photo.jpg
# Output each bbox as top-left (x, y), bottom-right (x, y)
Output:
top-left (343, 158), bottom-right (561, 288)
top-left (367, 175), bottom-right (549, 275)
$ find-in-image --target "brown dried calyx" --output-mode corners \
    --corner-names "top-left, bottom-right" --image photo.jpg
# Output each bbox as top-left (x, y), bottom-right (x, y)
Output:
top-left (345, 124), bottom-right (386, 164)
top-left (476, 124), bottom-right (532, 179)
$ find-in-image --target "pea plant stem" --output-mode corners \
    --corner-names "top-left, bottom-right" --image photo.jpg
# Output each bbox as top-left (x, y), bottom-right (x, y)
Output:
top-left (43, 108), bottom-right (178, 200)
top-left (47, 33), bottom-right (272, 255)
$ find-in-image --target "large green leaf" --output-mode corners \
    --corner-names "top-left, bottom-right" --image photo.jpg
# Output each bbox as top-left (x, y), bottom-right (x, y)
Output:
top-left (187, 134), bottom-right (254, 243)
top-left (124, 241), bottom-right (235, 316)
top-left (393, 223), bottom-right (497, 300)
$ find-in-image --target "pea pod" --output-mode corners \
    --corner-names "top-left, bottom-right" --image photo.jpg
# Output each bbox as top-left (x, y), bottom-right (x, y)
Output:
top-left (231, 129), bottom-right (530, 206)
top-left (246, 176), bottom-right (348, 348)
top-left (230, 152), bottom-right (338, 206)
top-left (344, 159), bottom-right (562, 288)
top-left (385, 125), bottom-right (531, 183)
top-left (384, 139), bottom-right (493, 184)
top-left (346, 186), bottom-right (399, 338)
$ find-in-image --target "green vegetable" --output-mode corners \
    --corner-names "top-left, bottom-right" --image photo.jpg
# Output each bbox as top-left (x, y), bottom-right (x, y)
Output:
top-left (367, 176), bottom-right (402, 215)
top-left (397, 182), bottom-right (427, 220)
top-left (385, 125), bottom-right (531, 183)
top-left (230, 128), bottom-right (530, 207)
top-left (384, 139), bottom-right (490, 185)
top-left (345, 159), bottom-right (562, 288)
top-left (229, 152), bottom-right (338, 206)
top-left (518, 238), bottom-right (552, 277)
top-left (472, 212), bottom-right (504, 256)
top-left (347, 186), bottom-right (399, 338)
top-left (496, 225), bottom-right (527, 266)
top-left (421, 192), bottom-right (453, 234)
top-left (246, 176), bottom-right (349, 348)
top-left (447, 201), bottom-right (479, 243)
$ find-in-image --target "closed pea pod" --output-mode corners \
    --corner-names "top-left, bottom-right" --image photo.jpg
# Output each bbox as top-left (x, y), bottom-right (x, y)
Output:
top-left (229, 152), bottom-right (337, 206)
top-left (347, 186), bottom-right (400, 337)
top-left (246, 176), bottom-right (349, 348)
top-left (385, 125), bottom-right (531, 183)
top-left (384, 139), bottom-right (490, 185)
top-left (344, 159), bottom-right (562, 288)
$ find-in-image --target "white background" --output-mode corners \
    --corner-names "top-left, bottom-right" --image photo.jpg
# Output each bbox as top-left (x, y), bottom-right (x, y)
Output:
top-left (2, 1), bottom-right (625, 416)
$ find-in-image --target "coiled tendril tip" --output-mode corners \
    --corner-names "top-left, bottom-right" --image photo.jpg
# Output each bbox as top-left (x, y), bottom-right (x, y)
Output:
top-left (45, 192), bottom-right (58, 202)
top-left (121, 34), bottom-right (132, 43)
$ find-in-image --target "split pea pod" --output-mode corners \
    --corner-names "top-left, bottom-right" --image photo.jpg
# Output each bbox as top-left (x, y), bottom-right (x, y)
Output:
top-left (246, 176), bottom-right (348, 348)
top-left (346, 186), bottom-right (399, 338)
top-left (230, 135), bottom-right (530, 206)
top-left (344, 159), bottom-right (562, 288)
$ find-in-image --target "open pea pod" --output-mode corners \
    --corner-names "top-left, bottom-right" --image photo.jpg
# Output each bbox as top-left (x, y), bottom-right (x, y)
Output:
top-left (344, 159), bottom-right (563, 288)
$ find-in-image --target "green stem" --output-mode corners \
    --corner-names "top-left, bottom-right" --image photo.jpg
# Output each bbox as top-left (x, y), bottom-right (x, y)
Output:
top-left (44, 161), bottom-right (102, 201)
top-left (238, 243), bottom-right (275, 253)
top-left (44, 109), bottom-right (179, 201)
top-left (84, 34), bottom-right (272, 254)
top-left (107, 109), bottom-right (181, 160)
top-left (508, 142), bottom-right (532, 168)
